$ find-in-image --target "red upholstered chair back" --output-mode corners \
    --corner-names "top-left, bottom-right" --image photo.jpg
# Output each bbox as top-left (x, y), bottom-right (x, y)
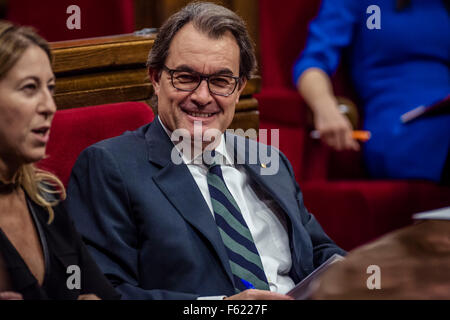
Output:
top-left (37, 102), bottom-right (154, 186)
top-left (259, 0), bottom-right (321, 90)
top-left (6, 0), bottom-right (135, 42)
top-left (258, 0), bottom-right (364, 181)
top-left (258, 0), bottom-right (327, 181)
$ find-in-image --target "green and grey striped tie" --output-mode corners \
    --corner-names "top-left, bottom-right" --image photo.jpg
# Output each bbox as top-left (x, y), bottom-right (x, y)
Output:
top-left (206, 160), bottom-right (270, 292)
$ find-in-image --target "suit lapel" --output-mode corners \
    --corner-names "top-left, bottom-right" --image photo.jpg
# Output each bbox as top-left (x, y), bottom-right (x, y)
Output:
top-left (245, 163), bottom-right (307, 281)
top-left (226, 133), bottom-right (295, 220)
top-left (145, 120), bottom-right (234, 286)
top-left (227, 133), bottom-right (306, 280)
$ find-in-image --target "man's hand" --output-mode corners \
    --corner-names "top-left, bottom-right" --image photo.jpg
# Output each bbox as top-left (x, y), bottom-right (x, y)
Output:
top-left (225, 289), bottom-right (294, 300)
top-left (77, 294), bottom-right (101, 300)
top-left (0, 291), bottom-right (23, 300)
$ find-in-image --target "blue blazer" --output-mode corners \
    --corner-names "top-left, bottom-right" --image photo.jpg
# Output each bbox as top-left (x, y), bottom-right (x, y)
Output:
top-left (66, 119), bottom-right (345, 299)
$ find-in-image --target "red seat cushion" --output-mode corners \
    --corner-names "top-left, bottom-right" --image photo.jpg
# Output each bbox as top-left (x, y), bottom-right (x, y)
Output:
top-left (302, 180), bottom-right (450, 250)
top-left (255, 88), bottom-right (308, 126)
top-left (259, 120), bottom-right (306, 182)
top-left (37, 102), bottom-right (154, 186)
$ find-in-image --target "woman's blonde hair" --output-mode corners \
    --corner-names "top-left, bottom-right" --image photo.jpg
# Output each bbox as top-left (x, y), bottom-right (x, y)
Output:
top-left (0, 20), bottom-right (65, 223)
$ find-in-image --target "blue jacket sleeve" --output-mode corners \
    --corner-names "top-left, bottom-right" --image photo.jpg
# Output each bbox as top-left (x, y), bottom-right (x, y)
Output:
top-left (66, 145), bottom-right (199, 300)
top-left (292, 0), bottom-right (362, 85)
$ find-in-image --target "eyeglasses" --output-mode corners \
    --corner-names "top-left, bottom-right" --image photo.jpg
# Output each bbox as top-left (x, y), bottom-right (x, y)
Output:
top-left (162, 65), bottom-right (240, 97)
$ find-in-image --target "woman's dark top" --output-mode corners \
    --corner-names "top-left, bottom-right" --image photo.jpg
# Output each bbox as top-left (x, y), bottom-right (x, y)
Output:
top-left (0, 193), bottom-right (120, 300)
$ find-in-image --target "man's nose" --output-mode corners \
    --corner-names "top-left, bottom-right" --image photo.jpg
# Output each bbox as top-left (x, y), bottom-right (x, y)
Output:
top-left (190, 79), bottom-right (213, 105)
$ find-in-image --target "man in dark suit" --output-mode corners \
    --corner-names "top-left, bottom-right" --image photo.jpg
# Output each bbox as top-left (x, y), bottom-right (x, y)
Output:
top-left (66, 2), bottom-right (345, 300)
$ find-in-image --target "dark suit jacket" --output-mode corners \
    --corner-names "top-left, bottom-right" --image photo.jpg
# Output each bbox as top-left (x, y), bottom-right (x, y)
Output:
top-left (66, 119), bottom-right (345, 300)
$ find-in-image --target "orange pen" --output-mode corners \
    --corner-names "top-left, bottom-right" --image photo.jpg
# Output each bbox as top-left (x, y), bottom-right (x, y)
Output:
top-left (310, 130), bottom-right (371, 142)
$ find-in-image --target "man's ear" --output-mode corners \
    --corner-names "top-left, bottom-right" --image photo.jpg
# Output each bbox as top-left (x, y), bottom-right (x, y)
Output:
top-left (149, 68), bottom-right (161, 95)
top-left (235, 78), bottom-right (247, 104)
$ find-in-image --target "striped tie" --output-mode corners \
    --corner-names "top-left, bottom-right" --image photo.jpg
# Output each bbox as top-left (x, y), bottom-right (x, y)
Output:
top-left (206, 157), bottom-right (270, 292)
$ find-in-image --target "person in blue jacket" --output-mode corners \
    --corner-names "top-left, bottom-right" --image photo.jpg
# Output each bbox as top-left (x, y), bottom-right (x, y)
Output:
top-left (293, 0), bottom-right (450, 183)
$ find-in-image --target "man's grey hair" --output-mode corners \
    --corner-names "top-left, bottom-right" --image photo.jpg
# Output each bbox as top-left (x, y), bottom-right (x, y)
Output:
top-left (147, 1), bottom-right (257, 109)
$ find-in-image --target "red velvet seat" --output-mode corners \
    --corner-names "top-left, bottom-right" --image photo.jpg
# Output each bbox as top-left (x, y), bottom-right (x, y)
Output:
top-left (6, 0), bottom-right (135, 42)
top-left (37, 102), bottom-right (154, 187)
top-left (256, 0), bottom-right (450, 250)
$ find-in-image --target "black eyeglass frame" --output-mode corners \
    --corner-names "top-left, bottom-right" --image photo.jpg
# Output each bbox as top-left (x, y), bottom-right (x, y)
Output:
top-left (162, 65), bottom-right (241, 97)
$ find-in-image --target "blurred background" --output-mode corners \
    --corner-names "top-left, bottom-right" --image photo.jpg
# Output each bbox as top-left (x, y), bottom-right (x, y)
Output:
top-left (2, 0), bottom-right (448, 252)
top-left (0, 0), bottom-right (259, 60)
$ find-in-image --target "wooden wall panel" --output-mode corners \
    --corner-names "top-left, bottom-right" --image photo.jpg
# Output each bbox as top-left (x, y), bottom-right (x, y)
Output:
top-left (230, 0), bottom-right (259, 63)
top-left (229, 110), bottom-right (260, 132)
top-left (134, 0), bottom-right (259, 61)
top-left (51, 33), bottom-right (156, 109)
top-left (0, 0), bottom-right (7, 19)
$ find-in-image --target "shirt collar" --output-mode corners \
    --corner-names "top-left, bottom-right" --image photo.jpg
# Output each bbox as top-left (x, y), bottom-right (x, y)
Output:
top-left (158, 116), bottom-right (233, 166)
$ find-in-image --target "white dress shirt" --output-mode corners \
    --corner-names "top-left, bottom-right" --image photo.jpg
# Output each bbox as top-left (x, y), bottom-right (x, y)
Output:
top-left (159, 117), bottom-right (295, 294)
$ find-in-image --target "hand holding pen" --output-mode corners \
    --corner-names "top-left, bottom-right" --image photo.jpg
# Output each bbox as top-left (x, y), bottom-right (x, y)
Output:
top-left (310, 130), bottom-right (371, 142)
top-left (222, 279), bottom-right (293, 300)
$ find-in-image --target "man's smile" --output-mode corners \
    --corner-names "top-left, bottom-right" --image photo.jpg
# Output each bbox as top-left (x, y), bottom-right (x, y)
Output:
top-left (180, 104), bottom-right (220, 120)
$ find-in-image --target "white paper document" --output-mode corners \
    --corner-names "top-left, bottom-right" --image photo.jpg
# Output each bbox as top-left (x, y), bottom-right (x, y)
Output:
top-left (286, 253), bottom-right (344, 300)
top-left (412, 206), bottom-right (450, 221)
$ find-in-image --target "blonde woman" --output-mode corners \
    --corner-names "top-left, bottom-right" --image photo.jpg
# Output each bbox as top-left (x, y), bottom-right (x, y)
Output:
top-left (0, 21), bottom-right (119, 300)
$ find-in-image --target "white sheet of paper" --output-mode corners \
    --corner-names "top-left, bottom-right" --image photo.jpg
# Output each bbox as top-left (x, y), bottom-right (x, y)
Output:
top-left (286, 253), bottom-right (344, 300)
